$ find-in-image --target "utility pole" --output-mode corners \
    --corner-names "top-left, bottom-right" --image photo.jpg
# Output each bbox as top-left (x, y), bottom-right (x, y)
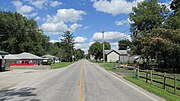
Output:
top-left (102, 31), bottom-right (105, 62)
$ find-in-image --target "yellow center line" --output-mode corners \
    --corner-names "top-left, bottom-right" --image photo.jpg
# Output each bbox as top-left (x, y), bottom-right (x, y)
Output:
top-left (80, 63), bottom-right (85, 101)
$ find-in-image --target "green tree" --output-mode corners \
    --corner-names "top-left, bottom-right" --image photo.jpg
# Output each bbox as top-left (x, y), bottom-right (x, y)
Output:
top-left (118, 40), bottom-right (131, 50)
top-left (129, 0), bottom-right (168, 56)
top-left (0, 11), bottom-right (49, 56)
top-left (88, 42), bottom-right (102, 60)
top-left (129, 0), bottom-right (166, 36)
top-left (103, 42), bottom-right (111, 50)
top-left (74, 49), bottom-right (85, 60)
top-left (47, 42), bottom-right (61, 58)
top-left (88, 41), bottom-right (111, 60)
top-left (129, 0), bottom-right (180, 71)
top-left (60, 30), bottom-right (74, 62)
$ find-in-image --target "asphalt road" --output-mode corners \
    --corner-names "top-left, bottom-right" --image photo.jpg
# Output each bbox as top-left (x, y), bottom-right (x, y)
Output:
top-left (0, 60), bottom-right (165, 101)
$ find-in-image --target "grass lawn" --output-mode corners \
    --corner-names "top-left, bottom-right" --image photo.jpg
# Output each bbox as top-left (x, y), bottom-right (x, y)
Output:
top-left (52, 62), bottom-right (73, 69)
top-left (96, 62), bottom-right (115, 70)
top-left (138, 71), bottom-right (180, 96)
top-left (124, 76), bottom-right (180, 101)
top-left (96, 62), bottom-right (134, 74)
top-left (95, 62), bottom-right (180, 101)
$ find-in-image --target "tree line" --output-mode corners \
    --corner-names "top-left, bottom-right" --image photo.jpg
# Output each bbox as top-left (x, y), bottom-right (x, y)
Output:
top-left (88, 0), bottom-right (179, 72)
top-left (0, 11), bottom-right (84, 62)
top-left (130, 0), bottom-right (180, 72)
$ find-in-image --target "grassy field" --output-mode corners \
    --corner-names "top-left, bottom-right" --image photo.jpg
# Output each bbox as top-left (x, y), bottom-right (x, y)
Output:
top-left (96, 62), bottom-right (115, 70)
top-left (52, 62), bottom-right (73, 69)
top-left (95, 62), bottom-right (180, 101)
top-left (96, 62), bottom-right (134, 74)
top-left (138, 71), bottom-right (180, 96)
top-left (124, 76), bottom-right (180, 101)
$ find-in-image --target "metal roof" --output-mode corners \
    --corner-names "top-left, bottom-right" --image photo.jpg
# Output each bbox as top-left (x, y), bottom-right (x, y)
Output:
top-left (42, 54), bottom-right (59, 59)
top-left (105, 50), bottom-right (128, 55)
top-left (18, 52), bottom-right (43, 60)
top-left (0, 52), bottom-right (43, 60)
top-left (0, 50), bottom-right (9, 55)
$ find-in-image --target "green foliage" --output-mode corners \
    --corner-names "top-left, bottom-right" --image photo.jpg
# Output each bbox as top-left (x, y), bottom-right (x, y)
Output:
top-left (118, 40), bottom-right (131, 50)
top-left (88, 41), bottom-right (111, 60)
top-left (52, 62), bottom-right (73, 69)
top-left (74, 49), bottom-right (85, 60)
top-left (88, 42), bottom-right (102, 60)
top-left (103, 42), bottom-right (111, 50)
top-left (124, 76), bottom-right (180, 101)
top-left (129, 0), bottom-right (180, 70)
top-left (0, 11), bottom-right (49, 56)
top-left (130, 0), bottom-right (165, 35)
top-left (60, 31), bottom-right (74, 62)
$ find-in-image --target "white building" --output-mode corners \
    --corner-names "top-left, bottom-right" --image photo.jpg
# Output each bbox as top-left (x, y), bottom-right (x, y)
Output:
top-left (105, 50), bottom-right (129, 63)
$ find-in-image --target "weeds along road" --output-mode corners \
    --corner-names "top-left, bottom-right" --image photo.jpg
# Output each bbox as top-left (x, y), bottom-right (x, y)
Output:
top-left (0, 60), bottom-right (165, 101)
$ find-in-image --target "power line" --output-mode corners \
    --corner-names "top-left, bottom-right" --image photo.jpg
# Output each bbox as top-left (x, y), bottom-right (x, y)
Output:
top-left (100, 2), bottom-right (129, 32)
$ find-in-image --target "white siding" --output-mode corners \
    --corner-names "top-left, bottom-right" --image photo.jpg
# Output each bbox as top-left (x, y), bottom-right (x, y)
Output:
top-left (119, 55), bottom-right (129, 63)
top-left (107, 52), bottom-right (119, 62)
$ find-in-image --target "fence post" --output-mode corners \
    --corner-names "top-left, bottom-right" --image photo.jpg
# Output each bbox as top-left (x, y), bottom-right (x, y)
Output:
top-left (163, 73), bottom-right (166, 90)
top-left (174, 74), bottom-right (176, 95)
top-left (146, 69), bottom-right (148, 83)
top-left (137, 67), bottom-right (139, 79)
top-left (150, 70), bottom-right (152, 84)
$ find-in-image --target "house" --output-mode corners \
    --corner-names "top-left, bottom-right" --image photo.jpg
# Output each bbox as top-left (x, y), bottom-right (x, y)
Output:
top-left (0, 52), bottom-right (43, 67)
top-left (42, 54), bottom-right (60, 63)
top-left (105, 50), bottom-right (129, 63)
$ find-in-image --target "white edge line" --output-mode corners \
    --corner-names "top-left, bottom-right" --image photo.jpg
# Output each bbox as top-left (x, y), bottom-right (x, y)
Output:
top-left (30, 62), bottom-right (77, 87)
top-left (90, 62), bottom-right (158, 101)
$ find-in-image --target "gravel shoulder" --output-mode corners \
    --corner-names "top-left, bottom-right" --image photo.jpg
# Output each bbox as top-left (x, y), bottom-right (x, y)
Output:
top-left (0, 68), bottom-right (65, 91)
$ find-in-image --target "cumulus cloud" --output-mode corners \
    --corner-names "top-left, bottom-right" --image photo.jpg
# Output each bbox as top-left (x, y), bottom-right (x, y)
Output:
top-left (49, 40), bottom-right (60, 43)
top-left (74, 36), bottom-right (87, 43)
top-left (41, 21), bottom-right (68, 33)
top-left (74, 43), bottom-right (89, 53)
top-left (35, 16), bottom-right (41, 21)
top-left (28, 0), bottom-right (48, 9)
top-left (42, 9), bottom-right (86, 34)
top-left (12, 1), bottom-right (34, 14)
top-left (93, 31), bottom-right (131, 42)
top-left (92, 0), bottom-right (144, 15)
top-left (29, 12), bottom-right (38, 17)
top-left (50, 1), bottom-right (62, 7)
top-left (115, 19), bottom-right (128, 26)
top-left (46, 9), bottom-right (86, 23)
top-left (70, 23), bottom-right (83, 32)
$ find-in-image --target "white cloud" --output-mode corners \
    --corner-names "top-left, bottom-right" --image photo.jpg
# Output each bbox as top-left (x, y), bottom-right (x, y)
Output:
top-left (93, 31), bottom-right (131, 42)
top-left (92, 0), bottom-right (144, 15)
top-left (29, 0), bottom-right (47, 9)
top-left (42, 9), bottom-right (86, 34)
top-left (30, 12), bottom-right (37, 17)
top-left (92, 31), bottom-right (131, 50)
top-left (41, 21), bottom-right (68, 33)
top-left (12, 1), bottom-right (22, 7)
top-left (46, 9), bottom-right (86, 23)
top-left (82, 26), bottom-right (89, 30)
top-left (49, 40), bottom-right (60, 43)
top-left (115, 19), bottom-right (128, 26)
top-left (74, 43), bottom-right (89, 53)
top-left (70, 23), bottom-right (83, 32)
top-left (35, 16), bottom-right (41, 21)
top-left (50, 1), bottom-right (62, 7)
top-left (12, 1), bottom-right (34, 14)
top-left (74, 36), bottom-right (87, 43)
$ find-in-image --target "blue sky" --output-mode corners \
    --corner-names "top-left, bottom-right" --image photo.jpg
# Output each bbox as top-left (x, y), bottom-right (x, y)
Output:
top-left (0, 0), bottom-right (171, 53)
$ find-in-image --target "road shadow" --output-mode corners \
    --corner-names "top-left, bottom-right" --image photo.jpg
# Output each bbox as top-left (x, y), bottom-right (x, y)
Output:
top-left (0, 87), bottom-right (40, 101)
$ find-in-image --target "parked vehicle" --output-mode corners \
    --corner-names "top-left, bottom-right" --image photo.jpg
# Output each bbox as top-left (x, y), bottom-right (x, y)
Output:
top-left (10, 60), bottom-right (38, 67)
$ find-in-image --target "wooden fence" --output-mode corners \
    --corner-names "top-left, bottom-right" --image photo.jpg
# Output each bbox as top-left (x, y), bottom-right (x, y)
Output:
top-left (135, 68), bottom-right (180, 95)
